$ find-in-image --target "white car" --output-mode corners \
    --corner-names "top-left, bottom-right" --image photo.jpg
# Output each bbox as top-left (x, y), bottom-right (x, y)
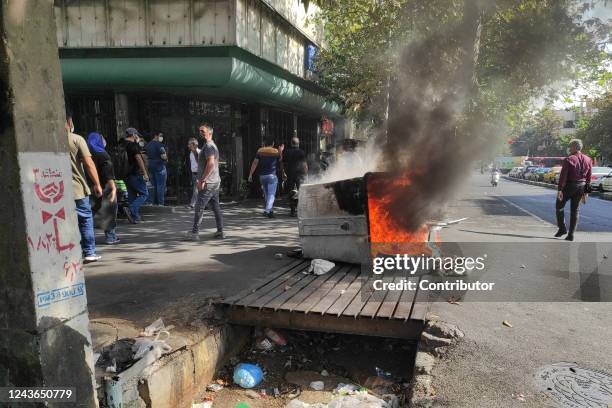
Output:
top-left (591, 167), bottom-right (612, 191)
top-left (600, 170), bottom-right (612, 192)
top-left (509, 167), bottom-right (523, 178)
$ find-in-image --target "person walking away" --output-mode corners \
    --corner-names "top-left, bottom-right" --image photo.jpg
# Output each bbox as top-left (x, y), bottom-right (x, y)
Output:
top-left (185, 124), bottom-right (224, 240)
top-left (145, 132), bottom-right (168, 205)
top-left (283, 136), bottom-right (308, 216)
top-left (66, 110), bottom-right (103, 263)
top-left (555, 138), bottom-right (592, 241)
top-left (87, 132), bottom-right (120, 244)
top-left (248, 137), bottom-right (284, 218)
top-left (124, 127), bottom-right (149, 223)
top-left (186, 137), bottom-right (201, 208)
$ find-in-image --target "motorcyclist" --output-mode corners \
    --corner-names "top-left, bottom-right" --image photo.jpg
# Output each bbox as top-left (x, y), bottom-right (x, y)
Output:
top-left (491, 167), bottom-right (500, 186)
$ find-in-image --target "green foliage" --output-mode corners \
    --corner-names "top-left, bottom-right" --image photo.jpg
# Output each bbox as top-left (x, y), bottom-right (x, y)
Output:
top-left (576, 94), bottom-right (612, 163)
top-left (314, 0), bottom-right (610, 128)
top-left (510, 107), bottom-right (567, 156)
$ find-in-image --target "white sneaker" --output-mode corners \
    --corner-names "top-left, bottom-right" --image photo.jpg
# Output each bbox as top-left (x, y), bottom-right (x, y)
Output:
top-left (83, 255), bottom-right (101, 264)
top-left (184, 231), bottom-right (199, 241)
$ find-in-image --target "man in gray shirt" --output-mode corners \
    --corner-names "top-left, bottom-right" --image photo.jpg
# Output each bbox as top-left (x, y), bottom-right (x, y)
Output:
top-left (185, 123), bottom-right (224, 240)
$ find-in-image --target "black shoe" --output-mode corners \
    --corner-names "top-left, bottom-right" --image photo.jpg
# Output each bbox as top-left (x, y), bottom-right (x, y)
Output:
top-left (565, 235), bottom-right (574, 241)
top-left (267, 211), bottom-right (275, 218)
top-left (554, 228), bottom-right (567, 237)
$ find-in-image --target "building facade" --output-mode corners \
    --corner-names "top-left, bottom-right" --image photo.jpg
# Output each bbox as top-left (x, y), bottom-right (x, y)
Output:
top-left (55, 0), bottom-right (341, 201)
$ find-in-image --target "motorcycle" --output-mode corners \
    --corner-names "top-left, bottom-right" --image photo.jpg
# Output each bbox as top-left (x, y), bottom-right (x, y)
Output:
top-left (491, 171), bottom-right (500, 187)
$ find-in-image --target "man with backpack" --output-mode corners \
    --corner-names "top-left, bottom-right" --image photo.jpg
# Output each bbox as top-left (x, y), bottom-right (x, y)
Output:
top-left (123, 127), bottom-right (149, 223)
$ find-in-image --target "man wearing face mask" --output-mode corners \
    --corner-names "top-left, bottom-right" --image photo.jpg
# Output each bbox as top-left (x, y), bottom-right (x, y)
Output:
top-left (145, 131), bottom-right (168, 205)
top-left (125, 127), bottom-right (149, 223)
top-left (555, 138), bottom-right (592, 241)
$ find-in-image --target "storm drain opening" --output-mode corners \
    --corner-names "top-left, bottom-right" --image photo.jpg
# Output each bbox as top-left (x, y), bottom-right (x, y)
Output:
top-left (195, 326), bottom-right (419, 408)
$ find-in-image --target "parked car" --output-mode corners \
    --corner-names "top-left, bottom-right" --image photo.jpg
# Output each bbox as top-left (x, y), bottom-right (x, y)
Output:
top-left (543, 166), bottom-right (562, 184)
top-left (601, 170), bottom-right (612, 192)
top-left (591, 167), bottom-right (612, 191)
top-left (533, 167), bottom-right (550, 181)
top-left (509, 167), bottom-right (523, 178)
top-left (530, 167), bottom-right (551, 181)
top-left (521, 166), bottom-right (539, 179)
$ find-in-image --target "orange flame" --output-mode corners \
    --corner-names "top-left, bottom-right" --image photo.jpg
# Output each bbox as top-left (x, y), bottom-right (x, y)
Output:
top-left (367, 173), bottom-right (431, 256)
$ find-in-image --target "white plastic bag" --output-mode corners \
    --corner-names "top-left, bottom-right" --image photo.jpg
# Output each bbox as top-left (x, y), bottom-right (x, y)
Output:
top-left (132, 330), bottom-right (172, 361)
top-left (328, 391), bottom-right (388, 408)
top-left (308, 259), bottom-right (335, 275)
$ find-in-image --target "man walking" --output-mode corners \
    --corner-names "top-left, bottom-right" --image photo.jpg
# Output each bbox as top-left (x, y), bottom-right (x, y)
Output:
top-left (555, 138), bottom-right (592, 241)
top-left (125, 127), bottom-right (149, 223)
top-left (145, 131), bottom-right (168, 205)
top-left (186, 137), bottom-right (201, 208)
top-left (66, 110), bottom-right (103, 263)
top-left (283, 136), bottom-right (308, 216)
top-left (185, 124), bottom-right (224, 240)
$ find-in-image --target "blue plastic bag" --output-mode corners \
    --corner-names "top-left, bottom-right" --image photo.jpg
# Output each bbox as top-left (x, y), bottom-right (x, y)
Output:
top-left (233, 363), bottom-right (264, 388)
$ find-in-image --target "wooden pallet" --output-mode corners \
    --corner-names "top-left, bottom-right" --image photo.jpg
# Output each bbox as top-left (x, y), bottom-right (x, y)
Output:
top-left (219, 259), bottom-right (429, 339)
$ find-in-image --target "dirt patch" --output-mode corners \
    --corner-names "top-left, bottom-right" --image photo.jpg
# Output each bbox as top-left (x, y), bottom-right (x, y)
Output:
top-left (194, 329), bottom-right (417, 407)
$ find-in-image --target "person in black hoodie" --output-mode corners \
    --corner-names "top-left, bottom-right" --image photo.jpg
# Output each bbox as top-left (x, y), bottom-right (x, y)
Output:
top-left (87, 132), bottom-right (120, 244)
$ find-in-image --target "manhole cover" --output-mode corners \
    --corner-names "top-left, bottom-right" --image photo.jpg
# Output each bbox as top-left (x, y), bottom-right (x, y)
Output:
top-left (535, 362), bottom-right (612, 408)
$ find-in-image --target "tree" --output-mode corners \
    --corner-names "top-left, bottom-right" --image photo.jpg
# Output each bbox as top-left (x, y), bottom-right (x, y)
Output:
top-left (510, 107), bottom-right (565, 156)
top-left (577, 93), bottom-right (612, 164)
top-left (314, 0), bottom-right (610, 127)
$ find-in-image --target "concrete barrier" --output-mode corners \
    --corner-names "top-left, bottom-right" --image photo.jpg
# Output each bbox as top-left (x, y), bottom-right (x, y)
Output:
top-left (103, 324), bottom-right (251, 408)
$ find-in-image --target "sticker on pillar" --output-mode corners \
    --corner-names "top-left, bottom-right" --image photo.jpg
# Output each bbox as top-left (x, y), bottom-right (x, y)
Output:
top-left (18, 152), bottom-right (87, 319)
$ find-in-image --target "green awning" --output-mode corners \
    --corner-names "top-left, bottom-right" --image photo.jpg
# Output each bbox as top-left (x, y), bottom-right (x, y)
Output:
top-left (60, 49), bottom-right (340, 117)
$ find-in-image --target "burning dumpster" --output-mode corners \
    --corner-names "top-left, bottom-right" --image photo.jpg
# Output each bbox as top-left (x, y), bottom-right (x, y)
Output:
top-left (298, 173), bottom-right (434, 264)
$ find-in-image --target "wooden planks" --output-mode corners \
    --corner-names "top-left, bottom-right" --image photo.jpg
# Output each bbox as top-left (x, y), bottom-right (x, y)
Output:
top-left (222, 259), bottom-right (304, 305)
top-left (219, 260), bottom-right (430, 334)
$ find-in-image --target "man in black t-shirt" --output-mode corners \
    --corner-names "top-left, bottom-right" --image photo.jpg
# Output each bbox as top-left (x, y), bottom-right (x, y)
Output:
top-left (124, 127), bottom-right (149, 223)
top-left (283, 137), bottom-right (308, 216)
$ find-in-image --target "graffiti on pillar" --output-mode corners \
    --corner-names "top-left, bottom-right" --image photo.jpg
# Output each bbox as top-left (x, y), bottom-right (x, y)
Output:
top-left (63, 259), bottom-right (82, 282)
top-left (26, 167), bottom-right (75, 254)
top-left (19, 152), bottom-right (88, 319)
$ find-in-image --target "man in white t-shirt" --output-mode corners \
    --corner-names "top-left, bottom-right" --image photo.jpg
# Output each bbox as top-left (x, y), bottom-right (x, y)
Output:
top-left (187, 137), bottom-right (201, 208)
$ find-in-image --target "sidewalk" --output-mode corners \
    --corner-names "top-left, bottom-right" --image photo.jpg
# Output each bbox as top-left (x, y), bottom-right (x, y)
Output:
top-left (426, 175), bottom-right (612, 407)
top-left (86, 200), bottom-right (300, 335)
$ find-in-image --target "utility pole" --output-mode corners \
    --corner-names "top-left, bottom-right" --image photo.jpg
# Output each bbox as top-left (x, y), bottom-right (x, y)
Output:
top-left (0, 1), bottom-right (98, 406)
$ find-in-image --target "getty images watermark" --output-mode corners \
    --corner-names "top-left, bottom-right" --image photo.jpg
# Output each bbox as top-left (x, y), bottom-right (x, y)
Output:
top-left (371, 254), bottom-right (496, 292)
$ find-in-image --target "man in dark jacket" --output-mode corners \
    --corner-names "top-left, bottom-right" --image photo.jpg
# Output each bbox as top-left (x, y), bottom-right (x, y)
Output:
top-left (555, 138), bottom-right (592, 241)
top-left (283, 136), bottom-right (308, 216)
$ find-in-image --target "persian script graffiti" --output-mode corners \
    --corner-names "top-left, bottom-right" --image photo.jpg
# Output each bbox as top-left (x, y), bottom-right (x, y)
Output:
top-left (27, 167), bottom-right (75, 254)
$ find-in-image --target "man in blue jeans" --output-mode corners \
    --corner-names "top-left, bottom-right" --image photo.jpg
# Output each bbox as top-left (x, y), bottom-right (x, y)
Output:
top-left (248, 137), bottom-right (285, 218)
top-left (145, 131), bottom-right (168, 205)
top-left (66, 110), bottom-right (104, 263)
top-left (124, 127), bottom-right (149, 223)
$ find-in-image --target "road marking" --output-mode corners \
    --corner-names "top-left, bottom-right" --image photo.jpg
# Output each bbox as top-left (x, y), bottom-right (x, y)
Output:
top-left (493, 194), bottom-right (551, 226)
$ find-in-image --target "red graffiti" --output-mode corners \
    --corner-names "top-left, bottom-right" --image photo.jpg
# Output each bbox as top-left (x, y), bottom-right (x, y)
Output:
top-left (33, 168), bottom-right (65, 204)
top-left (63, 260), bottom-right (82, 281)
top-left (26, 207), bottom-right (74, 254)
top-left (26, 233), bottom-right (55, 253)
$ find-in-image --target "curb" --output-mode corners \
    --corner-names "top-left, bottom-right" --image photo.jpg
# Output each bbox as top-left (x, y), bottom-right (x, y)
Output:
top-left (103, 325), bottom-right (250, 408)
top-left (408, 319), bottom-right (464, 408)
top-left (503, 177), bottom-right (612, 201)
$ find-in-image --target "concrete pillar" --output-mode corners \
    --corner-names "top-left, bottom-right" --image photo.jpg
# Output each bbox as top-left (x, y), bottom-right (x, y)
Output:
top-left (114, 92), bottom-right (129, 141)
top-left (0, 1), bottom-right (98, 406)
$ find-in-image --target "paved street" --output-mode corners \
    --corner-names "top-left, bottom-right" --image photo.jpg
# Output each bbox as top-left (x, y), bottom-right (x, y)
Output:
top-left (429, 173), bottom-right (612, 407)
top-left (84, 174), bottom-right (612, 407)
top-left (86, 201), bottom-right (300, 331)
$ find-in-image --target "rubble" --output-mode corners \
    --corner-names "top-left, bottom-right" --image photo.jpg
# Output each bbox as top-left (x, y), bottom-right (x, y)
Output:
top-left (196, 329), bottom-right (415, 407)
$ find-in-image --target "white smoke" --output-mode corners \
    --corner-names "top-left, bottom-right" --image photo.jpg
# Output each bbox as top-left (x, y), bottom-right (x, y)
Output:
top-left (309, 136), bottom-right (382, 184)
